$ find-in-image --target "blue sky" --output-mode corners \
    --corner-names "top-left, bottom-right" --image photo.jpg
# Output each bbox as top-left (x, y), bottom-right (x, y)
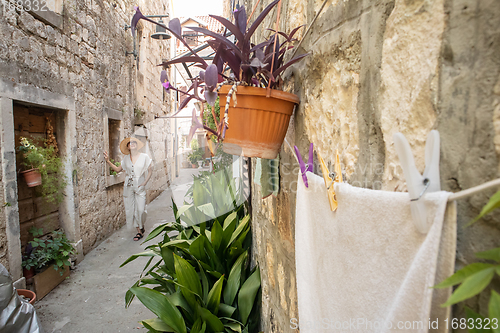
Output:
top-left (172, 0), bottom-right (223, 18)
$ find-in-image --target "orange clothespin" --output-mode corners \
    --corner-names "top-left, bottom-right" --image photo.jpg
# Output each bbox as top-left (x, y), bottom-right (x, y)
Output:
top-left (318, 150), bottom-right (343, 211)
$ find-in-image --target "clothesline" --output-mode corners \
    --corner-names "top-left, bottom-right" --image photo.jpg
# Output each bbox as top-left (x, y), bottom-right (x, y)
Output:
top-left (448, 178), bottom-right (500, 202)
top-left (285, 139), bottom-right (500, 202)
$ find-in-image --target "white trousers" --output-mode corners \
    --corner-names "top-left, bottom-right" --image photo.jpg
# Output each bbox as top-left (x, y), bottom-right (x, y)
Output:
top-left (123, 184), bottom-right (147, 229)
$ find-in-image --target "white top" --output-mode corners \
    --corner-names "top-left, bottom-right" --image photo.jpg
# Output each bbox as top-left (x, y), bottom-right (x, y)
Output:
top-left (121, 153), bottom-right (152, 188)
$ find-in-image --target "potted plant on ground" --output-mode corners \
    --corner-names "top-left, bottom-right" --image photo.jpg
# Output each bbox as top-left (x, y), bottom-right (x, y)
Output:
top-left (22, 227), bottom-right (76, 300)
top-left (17, 137), bottom-right (68, 203)
top-left (122, 172), bottom-right (260, 333)
top-left (132, 0), bottom-right (308, 159)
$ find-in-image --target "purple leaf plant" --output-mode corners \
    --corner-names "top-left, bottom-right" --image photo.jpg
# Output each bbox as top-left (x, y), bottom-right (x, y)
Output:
top-left (130, 1), bottom-right (308, 144)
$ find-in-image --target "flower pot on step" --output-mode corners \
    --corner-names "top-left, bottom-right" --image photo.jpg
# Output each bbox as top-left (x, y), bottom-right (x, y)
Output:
top-left (16, 288), bottom-right (36, 305)
top-left (33, 265), bottom-right (70, 300)
top-left (219, 85), bottom-right (299, 159)
top-left (19, 168), bottom-right (42, 187)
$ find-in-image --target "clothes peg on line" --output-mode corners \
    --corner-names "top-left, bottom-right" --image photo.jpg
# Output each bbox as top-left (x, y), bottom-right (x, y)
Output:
top-left (318, 150), bottom-right (343, 211)
top-left (394, 130), bottom-right (441, 234)
top-left (294, 143), bottom-right (313, 187)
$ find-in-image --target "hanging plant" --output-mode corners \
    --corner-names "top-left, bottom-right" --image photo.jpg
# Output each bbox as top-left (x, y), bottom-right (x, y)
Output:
top-left (17, 137), bottom-right (68, 203)
top-left (131, 0), bottom-right (308, 158)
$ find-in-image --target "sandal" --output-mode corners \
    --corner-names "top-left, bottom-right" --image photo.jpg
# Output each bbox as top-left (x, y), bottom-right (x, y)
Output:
top-left (133, 232), bottom-right (143, 241)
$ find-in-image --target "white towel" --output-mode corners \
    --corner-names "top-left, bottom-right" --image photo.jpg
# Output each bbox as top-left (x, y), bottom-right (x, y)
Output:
top-left (295, 173), bottom-right (456, 333)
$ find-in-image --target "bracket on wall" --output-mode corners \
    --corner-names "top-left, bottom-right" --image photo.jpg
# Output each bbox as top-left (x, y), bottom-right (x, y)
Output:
top-left (125, 14), bottom-right (170, 60)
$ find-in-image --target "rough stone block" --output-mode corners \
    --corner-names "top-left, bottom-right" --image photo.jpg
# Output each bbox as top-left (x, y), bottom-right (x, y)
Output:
top-left (59, 66), bottom-right (69, 82)
top-left (66, 54), bottom-right (75, 69)
top-left (55, 46), bottom-right (66, 64)
top-left (49, 61), bottom-right (59, 76)
top-left (62, 34), bottom-right (69, 50)
top-left (73, 56), bottom-right (81, 73)
top-left (19, 12), bottom-right (36, 34)
top-left (88, 32), bottom-right (96, 48)
top-left (34, 20), bottom-right (46, 39)
top-left (28, 36), bottom-right (42, 57)
top-left (79, 43), bottom-right (88, 61)
top-left (68, 39), bottom-right (79, 55)
top-left (13, 30), bottom-right (30, 51)
top-left (5, 14), bottom-right (17, 26)
top-left (86, 15), bottom-right (95, 31)
top-left (38, 58), bottom-right (50, 73)
top-left (44, 44), bottom-right (56, 58)
top-left (45, 25), bottom-right (55, 44)
top-left (53, 29), bottom-right (62, 46)
top-left (82, 27), bottom-right (88, 42)
top-left (24, 51), bottom-right (37, 68)
top-left (0, 42), bottom-right (8, 60)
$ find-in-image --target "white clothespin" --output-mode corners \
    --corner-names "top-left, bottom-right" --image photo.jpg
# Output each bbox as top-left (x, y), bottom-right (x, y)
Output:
top-left (394, 130), bottom-right (441, 234)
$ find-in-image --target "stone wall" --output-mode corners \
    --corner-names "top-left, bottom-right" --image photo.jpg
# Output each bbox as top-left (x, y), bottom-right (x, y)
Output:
top-left (0, 0), bottom-right (172, 275)
top-left (0, 140), bottom-right (6, 271)
top-left (224, 0), bottom-right (500, 331)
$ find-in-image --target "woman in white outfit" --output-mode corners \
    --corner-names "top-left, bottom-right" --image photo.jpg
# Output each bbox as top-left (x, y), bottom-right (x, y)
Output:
top-left (104, 137), bottom-right (153, 241)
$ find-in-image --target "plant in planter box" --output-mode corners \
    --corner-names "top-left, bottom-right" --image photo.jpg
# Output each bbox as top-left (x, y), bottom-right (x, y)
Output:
top-left (131, 0), bottom-right (308, 159)
top-left (17, 137), bottom-right (68, 204)
top-left (22, 227), bottom-right (76, 276)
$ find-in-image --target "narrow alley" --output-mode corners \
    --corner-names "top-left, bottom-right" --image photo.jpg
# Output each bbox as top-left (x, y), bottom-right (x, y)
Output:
top-left (34, 168), bottom-right (201, 332)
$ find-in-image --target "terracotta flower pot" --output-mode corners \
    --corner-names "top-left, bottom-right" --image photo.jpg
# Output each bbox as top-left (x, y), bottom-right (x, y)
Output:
top-left (219, 85), bottom-right (299, 159)
top-left (16, 289), bottom-right (36, 305)
top-left (20, 168), bottom-right (42, 187)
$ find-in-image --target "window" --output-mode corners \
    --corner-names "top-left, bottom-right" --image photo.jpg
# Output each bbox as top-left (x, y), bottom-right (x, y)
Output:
top-left (103, 107), bottom-right (124, 187)
top-left (108, 119), bottom-right (121, 165)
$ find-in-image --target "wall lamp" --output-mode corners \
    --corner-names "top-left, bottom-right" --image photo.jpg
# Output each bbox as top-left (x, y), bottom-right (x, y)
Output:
top-left (125, 14), bottom-right (170, 59)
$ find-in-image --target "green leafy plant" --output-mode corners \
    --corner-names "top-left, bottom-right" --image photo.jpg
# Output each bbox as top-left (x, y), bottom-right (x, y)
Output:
top-left (17, 137), bottom-right (68, 204)
top-left (204, 98), bottom-right (220, 134)
top-left (190, 138), bottom-right (199, 151)
top-left (122, 173), bottom-right (259, 333)
top-left (109, 159), bottom-right (121, 176)
top-left (22, 227), bottom-right (76, 275)
top-left (188, 149), bottom-right (204, 165)
top-left (435, 190), bottom-right (500, 331)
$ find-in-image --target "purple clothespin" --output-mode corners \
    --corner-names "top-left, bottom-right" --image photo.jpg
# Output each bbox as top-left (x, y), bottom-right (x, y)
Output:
top-left (294, 143), bottom-right (313, 187)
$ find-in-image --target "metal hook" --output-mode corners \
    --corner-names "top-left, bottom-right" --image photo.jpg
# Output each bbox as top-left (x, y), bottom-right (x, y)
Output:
top-left (327, 172), bottom-right (336, 190)
top-left (410, 178), bottom-right (430, 201)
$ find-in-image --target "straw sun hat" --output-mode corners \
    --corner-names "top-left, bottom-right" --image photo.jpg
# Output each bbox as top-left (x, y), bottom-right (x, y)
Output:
top-left (120, 137), bottom-right (144, 155)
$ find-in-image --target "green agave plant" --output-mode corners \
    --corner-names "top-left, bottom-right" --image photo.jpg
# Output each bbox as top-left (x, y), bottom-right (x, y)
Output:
top-left (180, 171), bottom-right (246, 228)
top-left (122, 176), bottom-right (260, 333)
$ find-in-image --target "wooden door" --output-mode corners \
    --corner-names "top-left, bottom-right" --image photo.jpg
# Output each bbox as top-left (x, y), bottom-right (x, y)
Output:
top-left (14, 103), bottom-right (60, 246)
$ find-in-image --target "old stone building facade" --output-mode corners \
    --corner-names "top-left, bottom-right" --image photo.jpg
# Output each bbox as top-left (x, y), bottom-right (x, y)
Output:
top-left (0, 0), bottom-right (175, 284)
top-left (224, 0), bottom-right (500, 331)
